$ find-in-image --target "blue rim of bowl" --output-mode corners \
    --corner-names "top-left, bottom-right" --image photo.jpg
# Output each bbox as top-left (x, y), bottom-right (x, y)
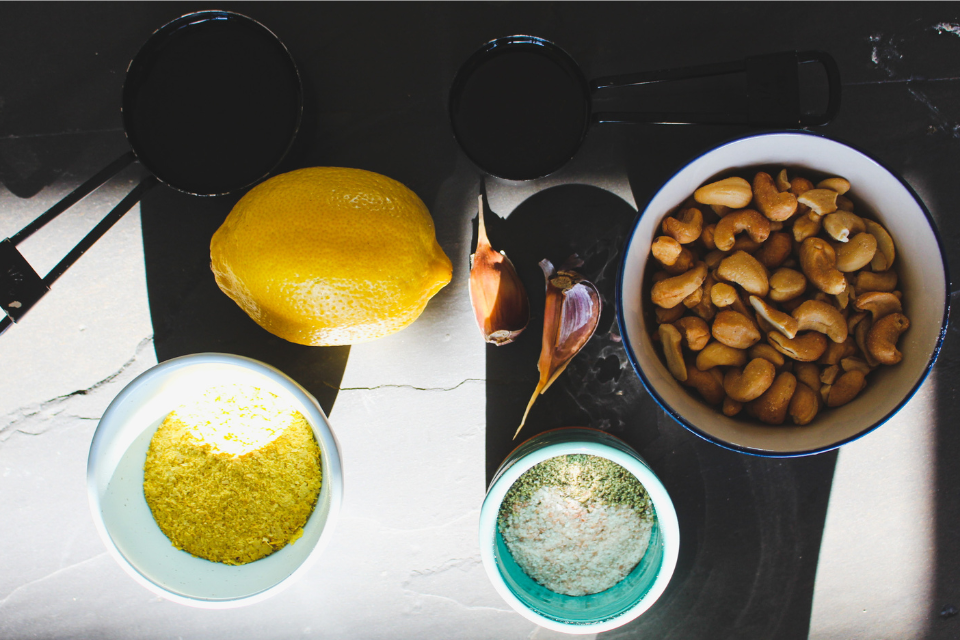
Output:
top-left (615, 129), bottom-right (952, 458)
top-left (479, 428), bottom-right (680, 633)
top-left (86, 352), bottom-right (344, 607)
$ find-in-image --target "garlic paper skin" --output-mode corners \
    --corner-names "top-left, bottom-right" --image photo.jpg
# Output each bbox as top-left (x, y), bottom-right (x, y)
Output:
top-left (469, 195), bottom-right (529, 345)
top-left (515, 257), bottom-right (601, 439)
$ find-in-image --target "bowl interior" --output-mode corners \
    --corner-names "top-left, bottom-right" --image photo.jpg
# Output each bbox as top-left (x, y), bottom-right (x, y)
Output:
top-left (87, 354), bottom-right (341, 607)
top-left (480, 435), bottom-right (679, 633)
top-left (619, 132), bottom-right (948, 455)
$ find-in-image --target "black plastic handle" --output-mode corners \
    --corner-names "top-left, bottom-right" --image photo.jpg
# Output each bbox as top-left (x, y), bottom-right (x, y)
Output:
top-left (0, 153), bottom-right (157, 336)
top-left (590, 50), bottom-right (840, 127)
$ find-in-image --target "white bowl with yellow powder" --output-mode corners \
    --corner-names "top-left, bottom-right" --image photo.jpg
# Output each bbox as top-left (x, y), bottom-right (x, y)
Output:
top-left (87, 353), bottom-right (343, 608)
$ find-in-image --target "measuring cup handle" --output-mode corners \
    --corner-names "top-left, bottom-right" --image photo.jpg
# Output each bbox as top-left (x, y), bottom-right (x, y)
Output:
top-left (0, 152), bottom-right (158, 333)
top-left (798, 51), bottom-right (841, 127)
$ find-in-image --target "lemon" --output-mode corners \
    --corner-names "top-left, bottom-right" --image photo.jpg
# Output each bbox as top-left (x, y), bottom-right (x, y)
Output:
top-left (210, 167), bottom-right (452, 346)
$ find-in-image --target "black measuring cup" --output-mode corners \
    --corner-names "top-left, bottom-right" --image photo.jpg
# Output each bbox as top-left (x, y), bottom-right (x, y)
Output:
top-left (0, 10), bottom-right (302, 334)
top-left (449, 36), bottom-right (840, 181)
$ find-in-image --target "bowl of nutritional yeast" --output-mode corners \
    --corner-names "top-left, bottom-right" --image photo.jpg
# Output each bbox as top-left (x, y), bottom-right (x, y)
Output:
top-left (479, 428), bottom-right (679, 633)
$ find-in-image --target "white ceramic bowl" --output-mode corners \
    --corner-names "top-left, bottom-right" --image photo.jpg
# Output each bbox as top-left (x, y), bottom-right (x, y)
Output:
top-left (617, 131), bottom-right (950, 456)
top-left (479, 428), bottom-right (680, 633)
top-left (87, 353), bottom-right (343, 608)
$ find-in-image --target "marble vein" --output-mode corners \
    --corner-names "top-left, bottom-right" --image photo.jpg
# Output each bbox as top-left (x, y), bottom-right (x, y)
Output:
top-left (0, 552), bottom-right (108, 608)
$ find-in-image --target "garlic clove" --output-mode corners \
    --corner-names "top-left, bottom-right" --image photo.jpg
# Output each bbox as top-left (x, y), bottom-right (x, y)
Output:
top-left (515, 257), bottom-right (601, 439)
top-left (469, 195), bottom-right (530, 345)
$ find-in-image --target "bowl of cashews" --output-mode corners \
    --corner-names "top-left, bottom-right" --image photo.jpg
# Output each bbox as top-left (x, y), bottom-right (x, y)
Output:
top-left (616, 131), bottom-right (950, 456)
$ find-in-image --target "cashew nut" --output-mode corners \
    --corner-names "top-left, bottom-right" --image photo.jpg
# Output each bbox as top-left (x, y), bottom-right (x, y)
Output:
top-left (717, 251), bottom-right (769, 297)
top-left (817, 177), bottom-right (851, 195)
top-left (863, 219), bottom-right (896, 271)
top-left (746, 371), bottom-right (797, 424)
top-left (683, 364), bottom-right (726, 405)
top-left (655, 304), bottom-right (686, 324)
top-left (749, 343), bottom-right (786, 367)
top-left (683, 283), bottom-right (704, 308)
top-left (722, 396), bottom-right (743, 416)
top-left (696, 340), bottom-right (748, 370)
top-left (663, 207), bottom-right (704, 244)
top-left (713, 209), bottom-right (771, 251)
top-left (820, 365), bottom-right (840, 385)
top-left (712, 310), bottom-right (762, 349)
top-left (826, 370), bottom-right (866, 407)
top-left (694, 177), bottom-right (753, 209)
top-left (819, 383), bottom-right (832, 404)
top-left (691, 272), bottom-right (717, 321)
top-left (749, 295), bottom-right (799, 339)
top-left (835, 233), bottom-right (878, 272)
top-left (794, 362), bottom-right (822, 392)
top-left (754, 232), bottom-right (793, 269)
top-left (854, 291), bottom-right (902, 322)
top-left (865, 312), bottom-right (910, 365)
top-left (701, 224), bottom-right (718, 250)
top-left (652, 236), bottom-right (683, 266)
top-left (789, 382), bottom-right (820, 425)
top-left (856, 270), bottom-right (898, 294)
top-left (768, 330), bottom-right (829, 362)
top-left (847, 310), bottom-right (868, 334)
top-left (664, 247), bottom-right (696, 275)
top-left (799, 237), bottom-right (846, 295)
top-left (790, 176), bottom-right (814, 196)
top-left (659, 324), bottom-right (687, 382)
top-left (769, 268), bottom-right (807, 302)
top-left (711, 204), bottom-right (730, 217)
top-left (652, 262), bottom-right (708, 308)
top-left (723, 358), bottom-right (777, 402)
top-left (776, 169), bottom-right (792, 192)
top-left (823, 210), bottom-right (865, 242)
top-left (704, 250), bottom-right (726, 270)
top-left (711, 282), bottom-right (738, 307)
top-left (841, 357), bottom-right (873, 375)
top-left (791, 299), bottom-right (848, 343)
top-left (753, 172), bottom-right (798, 221)
top-left (819, 336), bottom-right (857, 366)
top-left (731, 235), bottom-right (764, 254)
top-left (675, 316), bottom-right (711, 351)
top-left (836, 195), bottom-right (855, 211)
top-left (792, 211), bottom-right (823, 243)
top-left (855, 317), bottom-right (879, 367)
top-left (797, 188), bottom-right (839, 216)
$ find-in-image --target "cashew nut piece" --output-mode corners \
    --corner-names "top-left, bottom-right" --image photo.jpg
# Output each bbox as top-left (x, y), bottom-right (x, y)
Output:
top-left (652, 236), bottom-right (683, 266)
top-left (675, 316), bottom-right (711, 351)
top-left (746, 371), bottom-right (797, 425)
top-left (704, 250), bottom-right (726, 270)
top-left (792, 210), bottom-right (823, 243)
top-left (754, 232), bottom-right (792, 269)
top-left (835, 233), bottom-right (878, 272)
top-left (797, 188), bottom-right (839, 216)
top-left (748, 343), bottom-right (786, 367)
top-left (791, 299), bottom-right (848, 343)
top-left (794, 362), bottom-right (822, 392)
top-left (731, 234), bottom-right (764, 254)
top-left (855, 317), bottom-right (880, 367)
top-left (768, 330), bottom-right (829, 362)
top-left (712, 310), bottom-right (762, 349)
top-left (683, 283), bottom-right (704, 308)
top-left (655, 304), bottom-right (686, 324)
top-left (836, 195), bottom-right (855, 211)
top-left (753, 172), bottom-right (798, 221)
top-left (723, 358), bottom-right (777, 402)
top-left (776, 169), bottom-right (792, 192)
top-left (696, 340), bottom-right (748, 370)
top-left (691, 273), bottom-right (717, 321)
top-left (717, 251), bottom-right (769, 297)
top-left (701, 224), bottom-right (718, 250)
top-left (863, 219), bottom-right (896, 271)
top-left (711, 282), bottom-right (738, 307)
top-left (847, 310), bottom-right (868, 334)
top-left (722, 396), bottom-right (743, 417)
top-left (826, 370), bottom-right (867, 407)
top-left (799, 237), bottom-right (846, 295)
top-left (817, 177), bottom-right (851, 195)
top-left (866, 312), bottom-right (909, 365)
top-left (789, 382), bottom-right (820, 425)
top-left (819, 336), bottom-right (857, 366)
top-left (684, 363), bottom-right (726, 405)
top-left (658, 324), bottom-right (687, 382)
top-left (790, 176), bottom-right (814, 196)
top-left (854, 291), bottom-right (902, 322)
top-left (856, 270), bottom-right (897, 294)
top-left (823, 210), bottom-right (865, 242)
top-left (664, 247), bottom-right (696, 276)
top-left (750, 295), bottom-right (799, 339)
top-left (820, 365), bottom-right (840, 385)
top-left (841, 357), bottom-right (873, 375)
top-left (769, 268), bottom-right (807, 302)
top-left (713, 208), bottom-right (771, 252)
top-left (663, 207), bottom-right (704, 244)
top-left (694, 177), bottom-right (753, 209)
top-left (652, 262), bottom-right (708, 309)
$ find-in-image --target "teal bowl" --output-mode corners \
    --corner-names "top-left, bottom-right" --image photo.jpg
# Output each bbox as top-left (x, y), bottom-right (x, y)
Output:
top-left (479, 428), bottom-right (679, 633)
